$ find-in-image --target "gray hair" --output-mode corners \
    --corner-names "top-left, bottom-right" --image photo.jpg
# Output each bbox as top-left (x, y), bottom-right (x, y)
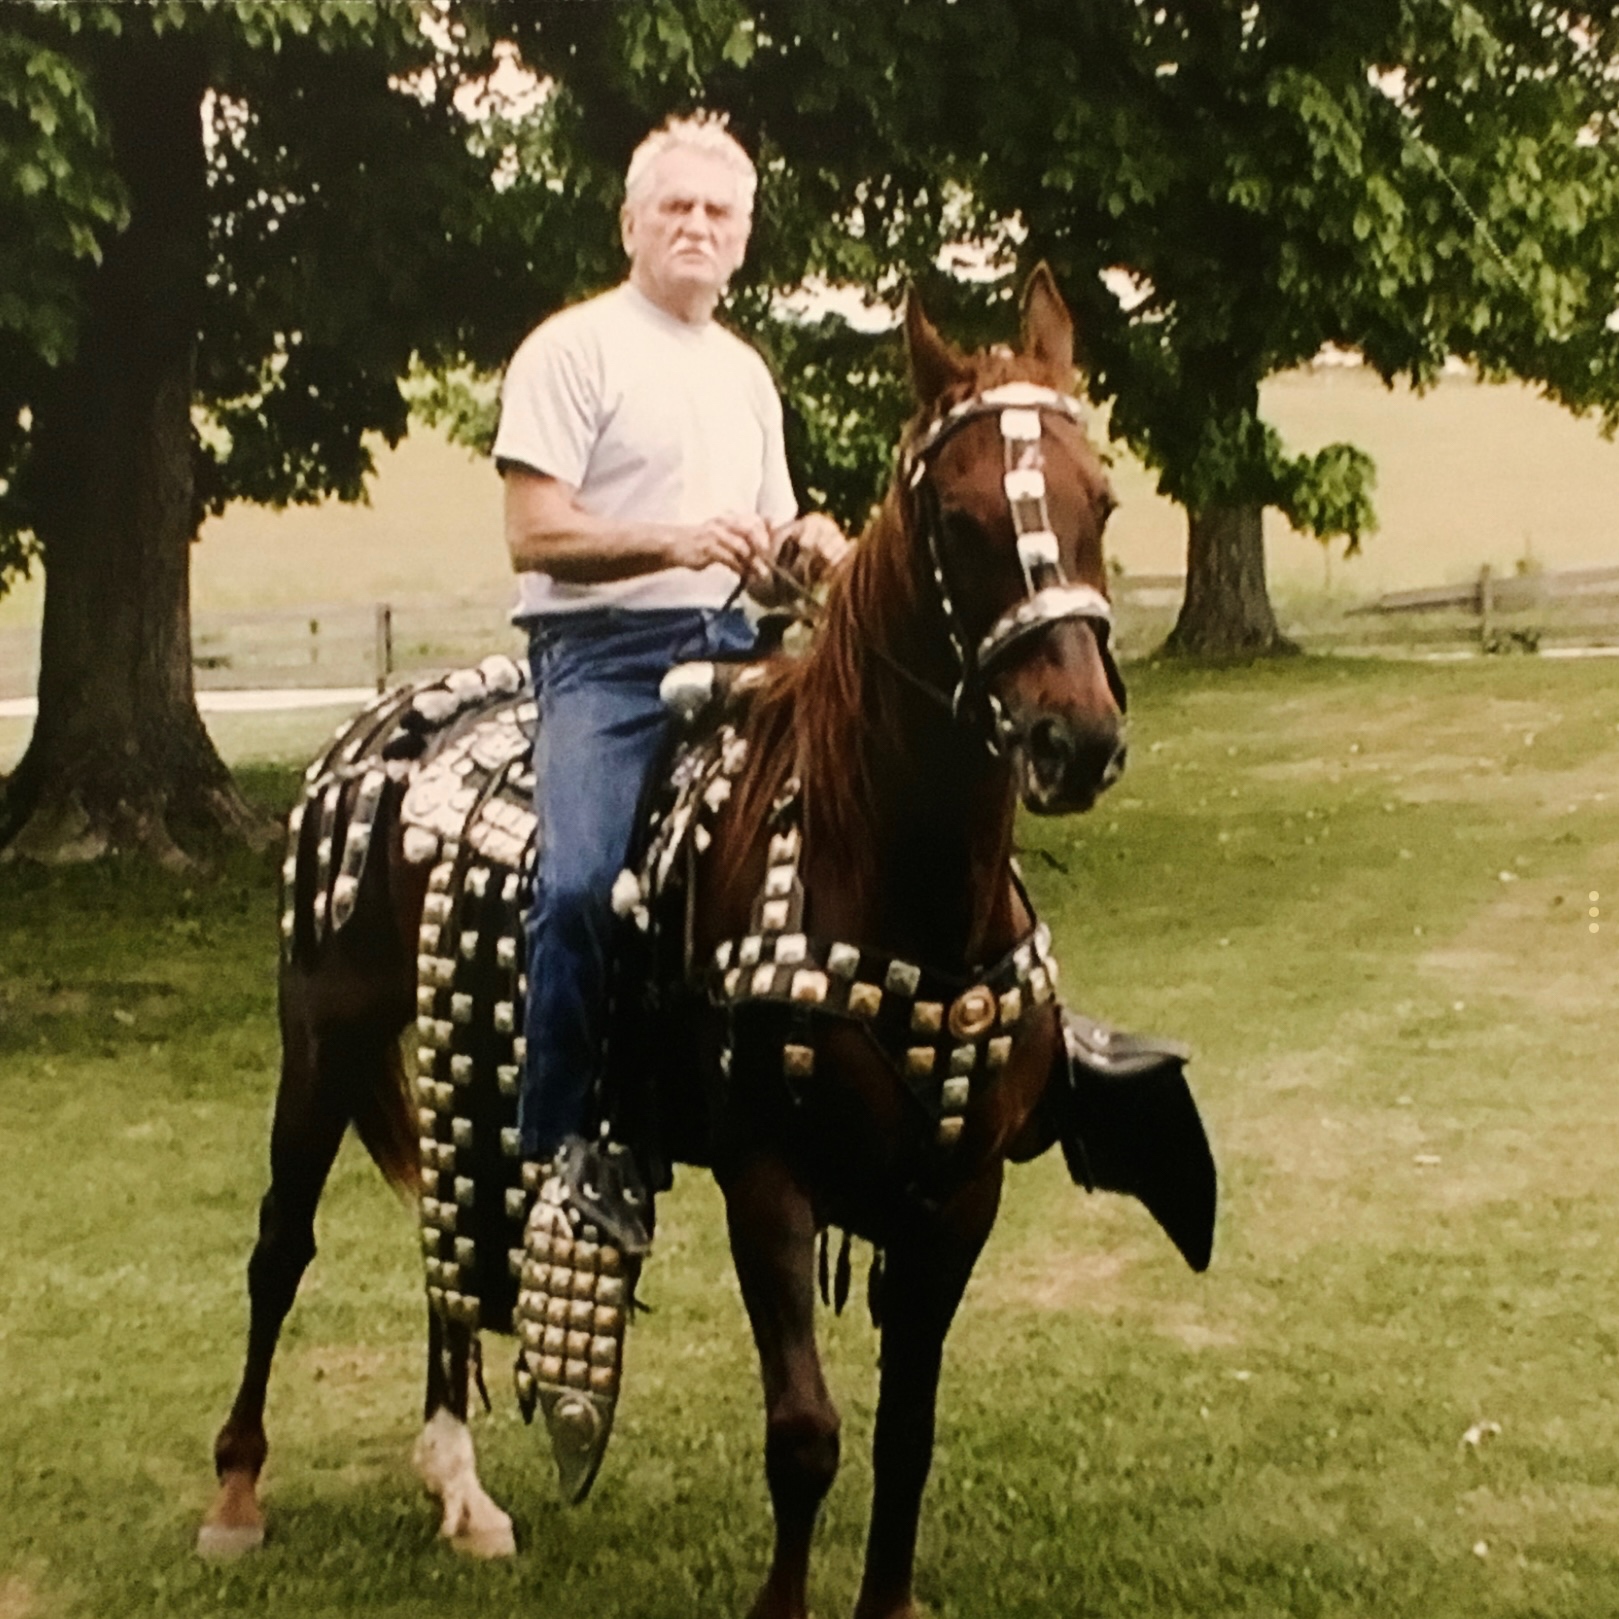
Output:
top-left (624, 114), bottom-right (757, 213)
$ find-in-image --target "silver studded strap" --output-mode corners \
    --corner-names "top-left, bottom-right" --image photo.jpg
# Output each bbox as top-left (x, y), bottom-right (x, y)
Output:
top-left (410, 702), bottom-right (539, 1338)
top-left (900, 382), bottom-right (1123, 731)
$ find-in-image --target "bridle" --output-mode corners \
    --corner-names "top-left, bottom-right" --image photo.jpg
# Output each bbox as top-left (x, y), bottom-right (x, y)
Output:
top-left (897, 380), bottom-right (1126, 754)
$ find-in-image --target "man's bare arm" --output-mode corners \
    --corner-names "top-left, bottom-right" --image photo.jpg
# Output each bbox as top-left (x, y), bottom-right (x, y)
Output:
top-left (504, 467), bottom-right (771, 585)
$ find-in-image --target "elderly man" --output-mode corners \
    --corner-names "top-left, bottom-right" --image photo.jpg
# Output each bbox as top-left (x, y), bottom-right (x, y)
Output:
top-left (494, 115), bottom-right (846, 1169)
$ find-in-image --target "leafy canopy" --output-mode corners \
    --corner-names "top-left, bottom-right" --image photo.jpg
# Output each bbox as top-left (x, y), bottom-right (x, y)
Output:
top-left (0, 0), bottom-right (572, 589)
top-left (5, 0), bottom-right (1617, 578)
top-left (510, 0), bottom-right (1619, 547)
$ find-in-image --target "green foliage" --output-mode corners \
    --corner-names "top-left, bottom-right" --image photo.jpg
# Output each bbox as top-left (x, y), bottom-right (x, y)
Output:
top-left (0, 25), bottom-right (125, 587)
top-left (1280, 442), bottom-right (1380, 557)
top-left (5, 0), bottom-right (1617, 603)
top-left (404, 358), bottom-right (501, 458)
top-left (0, 0), bottom-right (558, 575)
top-left (0, 31), bottom-right (124, 359)
top-left (528, 0), bottom-right (1619, 540)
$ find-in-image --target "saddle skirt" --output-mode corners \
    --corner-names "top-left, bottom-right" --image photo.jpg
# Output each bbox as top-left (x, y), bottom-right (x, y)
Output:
top-left (280, 654), bottom-right (770, 1336)
top-left (282, 654), bottom-right (1213, 1329)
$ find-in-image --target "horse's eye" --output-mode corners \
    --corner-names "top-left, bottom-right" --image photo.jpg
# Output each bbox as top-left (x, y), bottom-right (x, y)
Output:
top-left (939, 508), bottom-right (982, 555)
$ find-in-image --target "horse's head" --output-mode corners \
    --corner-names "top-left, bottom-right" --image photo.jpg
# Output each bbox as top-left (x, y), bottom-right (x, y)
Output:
top-left (901, 266), bottom-right (1126, 814)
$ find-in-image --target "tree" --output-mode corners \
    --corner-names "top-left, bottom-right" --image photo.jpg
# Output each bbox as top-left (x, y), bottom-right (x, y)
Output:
top-left (948, 0), bottom-right (1619, 657)
top-left (0, 1), bottom-right (567, 862)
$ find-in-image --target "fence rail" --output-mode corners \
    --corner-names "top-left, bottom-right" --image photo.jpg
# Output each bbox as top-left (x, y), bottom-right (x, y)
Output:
top-left (1350, 563), bottom-right (1619, 617)
top-left (1345, 563), bottom-right (1619, 650)
top-left (3, 562), bottom-right (1619, 703)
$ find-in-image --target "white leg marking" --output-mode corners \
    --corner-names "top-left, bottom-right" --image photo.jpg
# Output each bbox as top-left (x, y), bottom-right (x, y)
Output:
top-left (412, 1409), bottom-right (517, 1558)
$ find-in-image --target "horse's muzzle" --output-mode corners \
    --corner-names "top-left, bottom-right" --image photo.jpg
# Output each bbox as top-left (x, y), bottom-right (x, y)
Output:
top-left (1011, 711), bottom-right (1128, 814)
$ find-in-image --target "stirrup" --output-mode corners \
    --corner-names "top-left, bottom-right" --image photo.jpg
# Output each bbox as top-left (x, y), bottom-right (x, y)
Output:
top-left (512, 1137), bottom-right (651, 1504)
top-left (1057, 1010), bottom-right (1217, 1274)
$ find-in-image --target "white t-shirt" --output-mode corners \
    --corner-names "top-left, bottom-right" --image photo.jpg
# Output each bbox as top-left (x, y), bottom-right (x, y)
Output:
top-left (494, 282), bottom-right (798, 615)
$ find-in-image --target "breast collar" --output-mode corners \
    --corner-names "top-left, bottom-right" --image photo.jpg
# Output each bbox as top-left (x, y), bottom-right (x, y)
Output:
top-left (691, 752), bottom-right (1061, 1152)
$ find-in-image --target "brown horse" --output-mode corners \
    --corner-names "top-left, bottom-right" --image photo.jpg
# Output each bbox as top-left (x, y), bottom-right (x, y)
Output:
top-left (202, 267), bottom-right (1209, 1619)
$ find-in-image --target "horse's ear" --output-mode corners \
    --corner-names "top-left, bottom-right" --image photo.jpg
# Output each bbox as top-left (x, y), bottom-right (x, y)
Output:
top-left (904, 284), bottom-right (969, 407)
top-left (1020, 263), bottom-right (1078, 385)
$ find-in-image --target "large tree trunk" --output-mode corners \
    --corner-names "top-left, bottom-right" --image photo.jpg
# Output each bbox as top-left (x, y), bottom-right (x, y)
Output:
top-left (1160, 501), bottom-right (1298, 659)
top-left (1, 34), bottom-right (265, 864)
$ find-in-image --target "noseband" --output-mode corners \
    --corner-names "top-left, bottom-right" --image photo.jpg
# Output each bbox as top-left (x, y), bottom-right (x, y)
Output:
top-left (898, 381), bottom-right (1126, 752)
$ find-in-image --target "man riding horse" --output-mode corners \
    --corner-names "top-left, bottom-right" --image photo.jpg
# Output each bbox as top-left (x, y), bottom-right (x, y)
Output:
top-left (498, 114), bottom-right (848, 1183)
top-left (202, 111), bottom-right (1216, 1608)
top-left (496, 113), bottom-right (1210, 1491)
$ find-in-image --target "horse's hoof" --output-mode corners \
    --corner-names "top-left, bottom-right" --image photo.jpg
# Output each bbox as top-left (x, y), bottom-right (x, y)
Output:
top-left (449, 1521), bottom-right (517, 1559)
top-left (196, 1520), bottom-right (265, 1560)
top-left (198, 1470), bottom-right (264, 1560)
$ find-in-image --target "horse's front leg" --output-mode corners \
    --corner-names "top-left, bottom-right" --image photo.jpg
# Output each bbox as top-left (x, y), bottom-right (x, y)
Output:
top-left (723, 1154), bottom-right (841, 1619)
top-left (412, 1310), bottom-right (517, 1557)
top-left (854, 1168), bottom-right (1002, 1619)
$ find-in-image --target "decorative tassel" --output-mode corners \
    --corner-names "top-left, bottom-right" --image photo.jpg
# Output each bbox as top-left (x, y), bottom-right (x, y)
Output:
top-left (833, 1230), bottom-right (852, 1315)
top-left (817, 1227), bottom-right (830, 1307)
top-left (867, 1247), bottom-right (886, 1330)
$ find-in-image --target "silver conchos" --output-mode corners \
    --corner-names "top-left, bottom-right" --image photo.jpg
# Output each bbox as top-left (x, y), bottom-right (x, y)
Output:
top-left (886, 961), bottom-right (922, 997)
top-left (516, 1180), bottom-right (634, 1505)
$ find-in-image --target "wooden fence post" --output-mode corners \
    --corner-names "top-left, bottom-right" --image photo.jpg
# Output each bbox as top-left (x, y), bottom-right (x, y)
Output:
top-left (375, 602), bottom-right (393, 692)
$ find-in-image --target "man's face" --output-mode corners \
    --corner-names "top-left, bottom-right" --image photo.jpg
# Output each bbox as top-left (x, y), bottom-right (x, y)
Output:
top-left (622, 147), bottom-right (751, 314)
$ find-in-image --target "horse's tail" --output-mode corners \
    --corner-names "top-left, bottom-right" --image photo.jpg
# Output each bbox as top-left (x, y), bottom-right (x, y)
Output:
top-left (351, 1030), bottom-right (420, 1196)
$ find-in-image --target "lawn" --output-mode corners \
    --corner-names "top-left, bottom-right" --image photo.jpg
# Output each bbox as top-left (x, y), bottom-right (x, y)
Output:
top-left (1, 655), bottom-right (1616, 1618)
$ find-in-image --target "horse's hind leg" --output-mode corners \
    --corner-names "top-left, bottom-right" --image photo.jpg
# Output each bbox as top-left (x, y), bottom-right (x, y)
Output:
top-left (724, 1156), bottom-right (841, 1619)
top-left (199, 1017), bottom-right (359, 1558)
top-left (412, 1311), bottom-right (516, 1557)
top-left (854, 1175), bottom-right (1001, 1619)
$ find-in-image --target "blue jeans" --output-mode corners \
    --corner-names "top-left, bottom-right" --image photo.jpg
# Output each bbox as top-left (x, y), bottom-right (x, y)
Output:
top-left (519, 607), bottom-right (755, 1157)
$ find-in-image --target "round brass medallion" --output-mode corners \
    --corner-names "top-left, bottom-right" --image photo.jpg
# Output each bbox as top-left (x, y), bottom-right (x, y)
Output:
top-left (947, 985), bottom-right (997, 1040)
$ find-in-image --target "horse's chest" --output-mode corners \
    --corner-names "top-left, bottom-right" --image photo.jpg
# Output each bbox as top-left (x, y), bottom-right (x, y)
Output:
top-left (697, 790), bottom-right (1062, 1160)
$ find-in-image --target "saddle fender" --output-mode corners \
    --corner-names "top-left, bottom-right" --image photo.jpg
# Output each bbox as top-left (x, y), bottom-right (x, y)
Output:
top-left (1055, 1011), bottom-right (1216, 1273)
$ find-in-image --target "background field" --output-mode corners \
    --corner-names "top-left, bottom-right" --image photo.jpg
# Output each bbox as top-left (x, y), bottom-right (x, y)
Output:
top-left (2, 655), bottom-right (1617, 1619)
top-left (3, 363), bottom-right (1619, 714)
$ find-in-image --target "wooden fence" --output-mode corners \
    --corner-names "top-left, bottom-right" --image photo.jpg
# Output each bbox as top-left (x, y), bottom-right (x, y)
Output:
top-left (1347, 563), bottom-right (1619, 650)
top-left (4, 564), bottom-right (1618, 702)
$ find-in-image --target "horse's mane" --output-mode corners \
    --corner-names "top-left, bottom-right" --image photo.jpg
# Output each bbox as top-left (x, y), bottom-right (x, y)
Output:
top-left (721, 345), bottom-right (1070, 919)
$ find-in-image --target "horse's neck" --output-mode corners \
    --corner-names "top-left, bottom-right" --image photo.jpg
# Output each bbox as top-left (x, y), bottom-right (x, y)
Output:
top-left (807, 690), bottom-right (1019, 969)
top-left (791, 510), bottom-right (1024, 967)
top-left (880, 755), bottom-right (1017, 965)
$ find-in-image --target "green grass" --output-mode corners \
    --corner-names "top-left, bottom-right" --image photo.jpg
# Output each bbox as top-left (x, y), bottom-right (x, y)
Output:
top-left (3, 660), bottom-right (1619, 1617)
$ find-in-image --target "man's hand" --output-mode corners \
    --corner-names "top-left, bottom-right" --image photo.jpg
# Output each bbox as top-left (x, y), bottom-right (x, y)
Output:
top-left (506, 470), bottom-right (778, 587)
top-left (773, 513), bottom-right (852, 588)
top-left (743, 513), bottom-right (851, 607)
top-left (664, 511), bottom-right (773, 586)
